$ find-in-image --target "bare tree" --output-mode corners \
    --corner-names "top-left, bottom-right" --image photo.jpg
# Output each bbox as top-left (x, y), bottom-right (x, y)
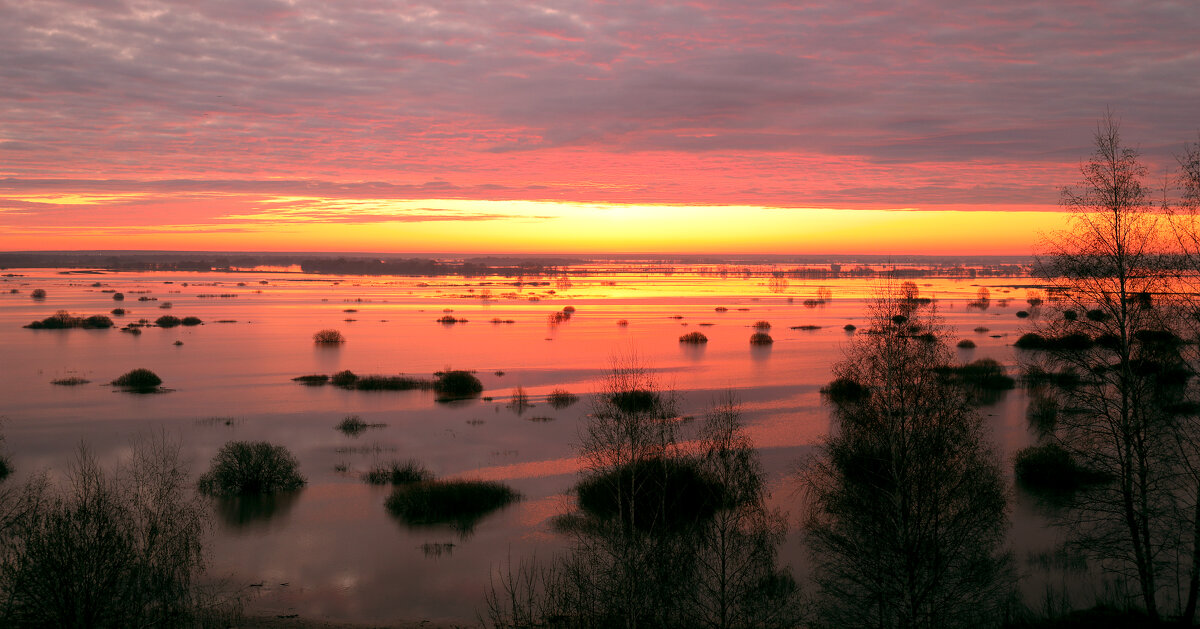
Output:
top-left (0, 437), bottom-right (209, 628)
top-left (804, 285), bottom-right (1013, 628)
top-left (1023, 114), bottom-right (1196, 621)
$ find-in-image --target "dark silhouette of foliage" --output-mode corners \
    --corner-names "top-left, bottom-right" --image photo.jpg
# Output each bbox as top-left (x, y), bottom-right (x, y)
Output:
top-left (197, 441), bottom-right (305, 497)
top-left (110, 368), bottom-right (162, 392)
top-left (805, 286), bottom-right (1014, 628)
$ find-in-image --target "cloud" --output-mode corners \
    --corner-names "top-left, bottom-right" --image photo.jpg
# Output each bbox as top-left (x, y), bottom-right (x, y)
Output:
top-left (0, 0), bottom-right (1197, 233)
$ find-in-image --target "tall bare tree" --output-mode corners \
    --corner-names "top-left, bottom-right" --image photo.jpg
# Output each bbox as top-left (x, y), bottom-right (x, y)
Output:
top-left (1024, 114), bottom-right (1191, 620)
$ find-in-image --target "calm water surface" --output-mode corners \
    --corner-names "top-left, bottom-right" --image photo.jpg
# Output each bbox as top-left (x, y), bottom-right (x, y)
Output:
top-left (0, 267), bottom-right (1055, 623)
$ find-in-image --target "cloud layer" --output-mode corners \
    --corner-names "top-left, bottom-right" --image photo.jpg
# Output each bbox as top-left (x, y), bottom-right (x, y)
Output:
top-left (1, 0), bottom-right (1198, 248)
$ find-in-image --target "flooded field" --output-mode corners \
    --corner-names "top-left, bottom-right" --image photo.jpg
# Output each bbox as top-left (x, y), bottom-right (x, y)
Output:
top-left (0, 266), bottom-right (1054, 624)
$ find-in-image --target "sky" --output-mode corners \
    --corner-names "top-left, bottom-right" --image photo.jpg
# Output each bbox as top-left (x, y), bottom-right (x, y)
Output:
top-left (1, 0), bottom-right (1198, 255)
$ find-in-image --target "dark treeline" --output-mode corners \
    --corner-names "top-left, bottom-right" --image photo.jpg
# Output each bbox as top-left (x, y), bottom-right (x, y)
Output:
top-left (0, 251), bottom-right (1033, 280)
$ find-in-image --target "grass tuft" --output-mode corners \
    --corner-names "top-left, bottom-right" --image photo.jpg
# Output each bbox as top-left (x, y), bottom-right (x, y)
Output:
top-left (679, 331), bottom-right (708, 344)
top-left (364, 459), bottom-right (433, 485)
top-left (546, 388), bottom-right (579, 409)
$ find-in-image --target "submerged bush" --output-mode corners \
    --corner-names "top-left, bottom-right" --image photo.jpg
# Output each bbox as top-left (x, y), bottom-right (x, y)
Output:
top-left (679, 331), bottom-right (708, 344)
top-left (29, 288), bottom-right (45, 300)
top-left (335, 415), bottom-right (369, 435)
top-left (363, 459), bottom-right (433, 485)
top-left (197, 441), bottom-right (306, 497)
top-left (546, 388), bottom-right (579, 409)
top-left (752, 320), bottom-right (771, 329)
top-left (155, 315), bottom-right (181, 328)
top-left (957, 339), bottom-right (976, 349)
top-left (351, 375), bottom-right (432, 391)
top-left (292, 374), bottom-right (329, 385)
top-left (112, 292), bottom-right (124, 301)
top-left (313, 329), bottom-right (345, 344)
top-left (180, 316), bottom-right (202, 326)
top-left (330, 370), bottom-right (358, 387)
top-left (822, 377), bottom-right (869, 405)
top-left (24, 311), bottom-right (114, 329)
top-left (1014, 332), bottom-right (1093, 351)
top-left (433, 370), bottom-right (483, 400)
top-left (750, 332), bottom-right (774, 345)
top-left (575, 457), bottom-right (725, 531)
top-left (51, 376), bottom-right (90, 386)
top-left (385, 479), bottom-right (519, 532)
top-left (110, 368), bottom-right (163, 392)
top-left (1014, 443), bottom-right (1110, 496)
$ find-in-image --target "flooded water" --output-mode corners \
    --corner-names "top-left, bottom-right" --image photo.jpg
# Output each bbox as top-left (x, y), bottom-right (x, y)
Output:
top-left (0, 266), bottom-right (1056, 623)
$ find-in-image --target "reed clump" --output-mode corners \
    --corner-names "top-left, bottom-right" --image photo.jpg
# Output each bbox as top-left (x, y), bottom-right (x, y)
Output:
top-left (363, 459), bottom-right (433, 485)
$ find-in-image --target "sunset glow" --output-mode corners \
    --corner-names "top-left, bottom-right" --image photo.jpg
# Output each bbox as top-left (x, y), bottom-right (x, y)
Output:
top-left (3, 1), bottom-right (1197, 254)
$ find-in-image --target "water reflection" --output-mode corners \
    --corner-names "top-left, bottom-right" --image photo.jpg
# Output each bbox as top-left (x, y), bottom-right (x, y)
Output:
top-left (214, 491), bottom-right (301, 531)
top-left (483, 371), bottom-right (802, 628)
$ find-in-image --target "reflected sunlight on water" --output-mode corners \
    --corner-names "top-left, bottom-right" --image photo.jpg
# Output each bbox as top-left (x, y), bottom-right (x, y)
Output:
top-left (0, 265), bottom-right (1050, 623)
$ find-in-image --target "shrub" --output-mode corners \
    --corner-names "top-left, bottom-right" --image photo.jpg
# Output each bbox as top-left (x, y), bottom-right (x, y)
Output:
top-left (83, 315), bottom-right (113, 328)
top-left (24, 311), bottom-right (114, 330)
top-left (292, 374), bottom-right (329, 385)
top-left (155, 315), bottom-right (182, 328)
top-left (749, 332), bottom-right (774, 345)
top-left (30, 288), bottom-right (46, 300)
top-left (679, 331), bottom-right (708, 344)
top-left (609, 389), bottom-right (660, 414)
top-left (112, 292), bottom-right (124, 301)
top-left (363, 459), bottom-right (433, 485)
top-left (313, 329), bottom-right (345, 344)
top-left (335, 415), bottom-right (369, 436)
top-left (180, 316), bottom-right (202, 326)
top-left (385, 479), bottom-right (519, 532)
top-left (752, 320), bottom-right (771, 329)
top-left (1015, 332), bottom-right (1093, 351)
top-left (547, 389), bottom-right (579, 409)
top-left (957, 339), bottom-right (976, 349)
top-left (822, 377), bottom-right (869, 404)
top-left (111, 368), bottom-right (162, 392)
top-left (942, 358), bottom-right (1016, 390)
top-left (1015, 310), bottom-right (1030, 318)
top-left (433, 370), bottom-right (483, 400)
top-left (843, 324), bottom-right (856, 331)
top-left (0, 441), bottom-right (208, 627)
top-left (437, 315), bottom-right (466, 324)
top-left (575, 458), bottom-right (724, 531)
top-left (330, 370), bottom-right (358, 387)
top-left (110, 308), bottom-right (126, 315)
top-left (1014, 443), bottom-right (1110, 496)
top-left (197, 441), bottom-right (306, 497)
